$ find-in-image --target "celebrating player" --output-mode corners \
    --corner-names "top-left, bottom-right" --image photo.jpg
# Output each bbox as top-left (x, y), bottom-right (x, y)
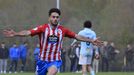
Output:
top-left (3, 8), bottom-right (102, 75)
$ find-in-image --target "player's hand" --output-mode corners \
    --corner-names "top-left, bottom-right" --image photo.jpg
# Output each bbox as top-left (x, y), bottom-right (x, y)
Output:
top-left (92, 37), bottom-right (103, 47)
top-left (3, 29), bottom-right (16, 37)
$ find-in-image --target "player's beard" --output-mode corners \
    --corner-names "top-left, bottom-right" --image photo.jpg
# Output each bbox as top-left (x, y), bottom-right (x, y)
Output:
top-left (51, 21), bottom-right (59, 27)
top-left (52, 23), bottom-right (58, 27)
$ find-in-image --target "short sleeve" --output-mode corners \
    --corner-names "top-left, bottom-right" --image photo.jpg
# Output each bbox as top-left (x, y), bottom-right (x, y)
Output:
top-left (30, 25), bottom-right (44, 36)
top-left (92, 32), bottom-right (97, 40)
top-left (78, 31), bottom-right (83, 35)
top-left (78, 31), bottom-right (85, 37)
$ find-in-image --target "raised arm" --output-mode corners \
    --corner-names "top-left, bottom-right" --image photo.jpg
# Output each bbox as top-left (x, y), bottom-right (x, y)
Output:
top-left (3, 29), bottom-right (31, 37)
top-left (74, 34), bottom-right (103, 46)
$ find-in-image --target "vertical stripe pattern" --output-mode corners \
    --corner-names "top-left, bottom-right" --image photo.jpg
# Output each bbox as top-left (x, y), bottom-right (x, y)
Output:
top-left (39, 24), bottom-right (63, 61)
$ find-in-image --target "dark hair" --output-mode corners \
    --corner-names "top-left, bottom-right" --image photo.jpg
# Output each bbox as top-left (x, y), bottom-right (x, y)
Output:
top-left (23, 41), bottom-right (27, 44)
top-left (84, 20), bottom-right (92, 28)
top-left (49, 8), bottom-right (61, 16)
top-left (1, 42), bottom-right (5, 44)
top-left (0, 42), bottom-right (5, 44)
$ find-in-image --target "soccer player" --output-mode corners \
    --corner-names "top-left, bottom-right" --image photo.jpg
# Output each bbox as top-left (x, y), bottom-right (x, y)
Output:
top-left (71, 20), bottom-right (99, 75)
top-left (3, 8), bottom-right (102, 75)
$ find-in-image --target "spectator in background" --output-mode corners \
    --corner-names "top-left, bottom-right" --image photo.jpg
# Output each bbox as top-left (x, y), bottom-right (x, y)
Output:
top-left (60, 47), bottom-right (66, 72)
top-left (69, 47), bottom-right (77, 72)
top-left (74, 43), bottom-right (81, 73)
top-left (108, 42), bottom-right (116, 62)
top-left (125, 44), bottom-right (134, 71)
top-left (92, 46), bottom-right (100, 73)
top-left (108, 42), bottom-right (119, 71)
top-left (19, 42), bottom-right (28, 72)
top-left (100, 41), bottom-right (109, 72)
top-left (71, 42), bottom-right (81, 73)
top-left (0, 42), bottom-right (9, 74)
top-left (33, 44), bottom-right (40, 71)
top-left (9, 43), bottom-right (20, 74)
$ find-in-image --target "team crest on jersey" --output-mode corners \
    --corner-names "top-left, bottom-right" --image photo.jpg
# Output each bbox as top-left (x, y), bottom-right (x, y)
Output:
top-left (48, 35), bottom-right (59, 44)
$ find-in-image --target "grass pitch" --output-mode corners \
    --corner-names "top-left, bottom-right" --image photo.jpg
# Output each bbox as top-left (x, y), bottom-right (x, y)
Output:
top-left (1, 72), bottom-right (134, 75)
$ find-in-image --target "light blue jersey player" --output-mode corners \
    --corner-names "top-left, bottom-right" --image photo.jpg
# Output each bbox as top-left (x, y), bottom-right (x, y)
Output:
top-left (72, 20), bottom-right (99, 75)
top-left (78, 28), bottom-right (96, 57)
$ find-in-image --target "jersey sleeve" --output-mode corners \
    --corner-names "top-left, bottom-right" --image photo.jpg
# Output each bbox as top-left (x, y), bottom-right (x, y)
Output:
top-left (78, 31), bottom-right (83, 36)
top-left (92, 32), bottom-right (97, 40)
top-left (64, 27), bottom-right (76, 38)
top-left (30, 25), bottom-right (44, 36)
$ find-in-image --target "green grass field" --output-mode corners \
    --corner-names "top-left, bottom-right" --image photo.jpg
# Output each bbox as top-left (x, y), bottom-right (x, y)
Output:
top-left (1, 72), bottom-right (134, 75)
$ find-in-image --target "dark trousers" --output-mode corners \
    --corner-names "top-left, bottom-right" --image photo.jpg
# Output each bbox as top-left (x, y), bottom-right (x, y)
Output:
top-left (70, 57), bottom-right (76, 72)
top-left (75, 57), bottom-right (81, 71)
top-left (126, 60), bottom-right (133, 71)
top-left (20, 58), bottom-right (26, 71)
top-left (9, 59), bottom-right (18, 72)
top-left (101, 57), bottom-right (109, 72)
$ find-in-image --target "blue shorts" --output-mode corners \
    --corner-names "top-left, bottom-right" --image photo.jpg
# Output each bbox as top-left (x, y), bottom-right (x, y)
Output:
top-left (36, 60), bottom-right (62, 75)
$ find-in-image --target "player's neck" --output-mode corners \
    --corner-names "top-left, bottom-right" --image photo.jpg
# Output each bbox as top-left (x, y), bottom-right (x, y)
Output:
top-left (49, 24), bottom-right (58, 29)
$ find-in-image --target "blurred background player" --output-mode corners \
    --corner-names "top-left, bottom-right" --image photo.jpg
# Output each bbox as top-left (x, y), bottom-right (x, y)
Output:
top-left (72, 20), bottom-right (99, 75)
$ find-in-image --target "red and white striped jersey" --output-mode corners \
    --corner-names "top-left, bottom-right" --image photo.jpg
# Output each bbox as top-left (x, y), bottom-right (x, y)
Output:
top-left (30, 24), bottom-right (75, 61)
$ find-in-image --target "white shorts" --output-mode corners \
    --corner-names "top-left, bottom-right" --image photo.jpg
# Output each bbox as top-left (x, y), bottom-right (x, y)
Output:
top-left (79, 55), bottom-right (92, 65)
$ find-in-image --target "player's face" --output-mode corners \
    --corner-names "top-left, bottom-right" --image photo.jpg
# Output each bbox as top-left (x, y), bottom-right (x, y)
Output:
top-left (49, 12), bottom-right (60, 27)
top-left (13, 44), bottom-right (17, 47)
top-left (1, 44), bottom-right (5, 48)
